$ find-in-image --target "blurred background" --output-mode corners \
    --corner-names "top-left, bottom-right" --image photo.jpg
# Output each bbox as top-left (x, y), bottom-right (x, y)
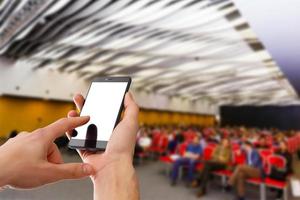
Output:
top-left (0, 0), bottom-right (300, 199)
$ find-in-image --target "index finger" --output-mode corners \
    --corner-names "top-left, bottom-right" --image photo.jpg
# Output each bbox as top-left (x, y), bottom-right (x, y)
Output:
top-left (41, 116), bottom-right (90, 142)
top-left (73, 94), bottom-right (85, 111)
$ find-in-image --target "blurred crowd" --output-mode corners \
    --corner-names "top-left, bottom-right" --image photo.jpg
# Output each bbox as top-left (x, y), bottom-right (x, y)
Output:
top-left (134, 125), bottom-right (300, 200)
top-left (5, 125), bottom-right (299, 200)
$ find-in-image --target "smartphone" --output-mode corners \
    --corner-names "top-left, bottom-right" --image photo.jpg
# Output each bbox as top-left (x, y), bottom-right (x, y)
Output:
top-left (68, 77), bottom-right (131, 151)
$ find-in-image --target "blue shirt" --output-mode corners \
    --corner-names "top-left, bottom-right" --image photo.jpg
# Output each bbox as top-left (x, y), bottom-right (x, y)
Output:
top-left (245, 149), bottom-right (263, 169)
top-left (186, 144), bottom-right (203, 155)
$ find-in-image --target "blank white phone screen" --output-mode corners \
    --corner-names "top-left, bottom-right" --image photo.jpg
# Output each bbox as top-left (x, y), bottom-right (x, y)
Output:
top-left (74, 82), bottom-right (128, 141)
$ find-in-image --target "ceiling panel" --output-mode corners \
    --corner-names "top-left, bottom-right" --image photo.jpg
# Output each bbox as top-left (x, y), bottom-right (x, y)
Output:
top-left (0, 0), bottom-right (299, 106)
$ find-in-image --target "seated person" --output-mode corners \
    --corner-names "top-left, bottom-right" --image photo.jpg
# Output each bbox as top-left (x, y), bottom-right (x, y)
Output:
top-left (134, 129), bottom-right (151, 159)
top-left (255, 135), bottom-right (269, 149)
top-left (170, 135), bottom-right (202, 186)
top-left (271, 140), bottom-right (293, 199)
top-left (137, 131), bottom-right (152, 150)
top-left (175, 129), bottom-right (185, 143)
top-left (199, 133), bottom-right (207, 149)
top-left (157, 131), bottom-right (169, 154)
top-left (167, 131), bottom-right (178, 154)
top-left (227, 141), bottom-right (263, 200)
top-left (196, 138), bottom-right (232, 197)
top-left (276, 140), bottom-right (292, 175)
top-left (207, 131), bottom-right (220, 144)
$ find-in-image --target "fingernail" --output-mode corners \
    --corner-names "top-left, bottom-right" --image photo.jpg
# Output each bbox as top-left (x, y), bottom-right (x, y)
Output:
top-left (73, 95), bottom-right (79, 102)
top-left (74, 94), bottom-right (81, 99)
top-left (83, 164), bottom-right (94, 175)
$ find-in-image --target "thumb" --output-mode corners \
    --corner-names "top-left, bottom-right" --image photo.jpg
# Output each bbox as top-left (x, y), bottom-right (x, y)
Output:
top-left (44, 163), bottom-right (95, 183)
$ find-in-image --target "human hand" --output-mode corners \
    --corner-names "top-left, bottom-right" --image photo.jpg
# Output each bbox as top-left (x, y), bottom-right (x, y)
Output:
top-left (67, 92), bottom-right (139, 174)
top-left (0, 117), bottom-right (95, 189)
top-left (183, 152), bottom-right (191, 158)
top-left (67, 92), bottom-right (140, 200)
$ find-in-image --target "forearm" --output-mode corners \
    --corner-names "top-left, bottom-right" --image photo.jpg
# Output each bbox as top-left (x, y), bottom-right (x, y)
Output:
top-left (92, 159), bottom-right (139, 200)
top-left (0, 163), bottom-right (8, 188)
top-left (0, 148), bottom-right (11, 188)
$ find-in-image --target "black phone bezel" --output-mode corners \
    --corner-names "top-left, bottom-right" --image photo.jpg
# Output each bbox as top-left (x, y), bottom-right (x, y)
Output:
top-left (68, 76), bottom-right (131, 151)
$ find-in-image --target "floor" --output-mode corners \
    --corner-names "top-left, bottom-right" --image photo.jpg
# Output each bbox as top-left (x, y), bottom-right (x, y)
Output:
top-left (0, 151), bottom-right (299, 200)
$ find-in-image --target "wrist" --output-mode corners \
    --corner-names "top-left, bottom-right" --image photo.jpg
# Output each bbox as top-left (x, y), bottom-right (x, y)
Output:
top-left (91, 155), bottom-right (139, 200)
top-left (92, 155), bottom-right (134, 183)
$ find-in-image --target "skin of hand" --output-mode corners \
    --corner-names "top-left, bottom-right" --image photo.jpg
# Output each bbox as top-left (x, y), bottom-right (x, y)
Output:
top-left (183, 152), bottom-right (191, 158)
top-left (183, 152), bottom-right (198, 160)
top-left (218, 156), bottom-right (226, 163)
top-left (67, 92), bottom-right (140, 200)
top-left (190, 153), bottom-right (200, 160)
top-left (0, 117), bottom-right (95, 189)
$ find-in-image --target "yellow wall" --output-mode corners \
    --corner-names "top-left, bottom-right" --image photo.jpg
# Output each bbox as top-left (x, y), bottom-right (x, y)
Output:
top-left (138, 109), bottom-right (215, 127)
top-left (0, 96), bottom-right (74, 137)
top-left (0, 96), bottom-right (215, 138)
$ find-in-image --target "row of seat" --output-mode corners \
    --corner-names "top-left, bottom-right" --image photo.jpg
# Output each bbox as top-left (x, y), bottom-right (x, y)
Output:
top-left (159, 143), bottom-right (289, 200)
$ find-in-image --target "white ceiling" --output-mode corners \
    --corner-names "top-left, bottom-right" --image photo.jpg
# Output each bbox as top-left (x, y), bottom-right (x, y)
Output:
top-left (0, 0), bottom-right (299, 106)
